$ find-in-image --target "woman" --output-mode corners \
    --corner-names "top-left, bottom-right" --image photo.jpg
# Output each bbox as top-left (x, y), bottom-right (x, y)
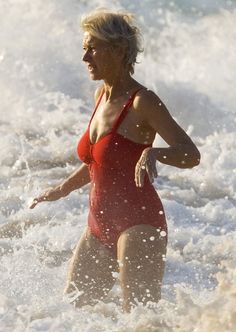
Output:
top-left (30, 10), bottom-right (200, 312)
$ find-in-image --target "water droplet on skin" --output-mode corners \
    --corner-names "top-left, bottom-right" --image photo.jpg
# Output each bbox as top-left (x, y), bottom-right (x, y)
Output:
top-left (184, 153), bottom-right (188, 156)
top-left (150, 236), bottom-right (155, 241)
top-left (160, 230), bottom-right (167, 237)
top-left (141, 206), bottom-right (146, 210)
top-left (100, 210), bottom-right (104, 214)
top-left (141, 165), bottom-right (145, 169)
top-left (136, 124), bottom-right (140, 127)
top-left (163, 155), bottom-right (167, 159)
top-left (159, 210), bottom-right (164, 215)
top-left (181, 160), bottom-right (186, 164)
top-left (142, 239), bottom-right (147, 242)
top-left (159, 102), bottom-right (162, 106)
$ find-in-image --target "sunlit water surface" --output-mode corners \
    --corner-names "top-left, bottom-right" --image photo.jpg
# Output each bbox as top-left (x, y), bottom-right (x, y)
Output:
top-left (0, 0), bottom-right (236, 331)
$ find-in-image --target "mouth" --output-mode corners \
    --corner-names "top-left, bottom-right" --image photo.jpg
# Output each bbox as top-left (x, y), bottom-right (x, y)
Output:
top-left (88, 64), bottom-right (96, 72)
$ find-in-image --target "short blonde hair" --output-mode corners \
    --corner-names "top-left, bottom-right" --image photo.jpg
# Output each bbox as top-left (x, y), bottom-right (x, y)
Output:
top-left (81, 9), bottom-right (143, 74)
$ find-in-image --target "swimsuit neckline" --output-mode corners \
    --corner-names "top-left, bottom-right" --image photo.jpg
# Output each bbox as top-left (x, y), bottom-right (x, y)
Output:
top-left (87, 128), bottom-right (152, 147)
top-left (88, 88), bottom-right (151, 146)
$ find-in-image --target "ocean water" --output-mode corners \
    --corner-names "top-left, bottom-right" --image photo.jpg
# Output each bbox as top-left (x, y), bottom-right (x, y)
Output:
top-left (0, 0), bottom-right (236, 331)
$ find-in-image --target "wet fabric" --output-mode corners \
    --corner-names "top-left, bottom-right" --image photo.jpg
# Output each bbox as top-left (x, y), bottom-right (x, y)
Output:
top-left (77, 89), bottom-right (167, 251)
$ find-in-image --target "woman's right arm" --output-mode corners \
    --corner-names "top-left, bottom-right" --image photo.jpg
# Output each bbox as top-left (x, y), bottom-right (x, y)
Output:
top-left (30, 163), bottom-right (90, 209)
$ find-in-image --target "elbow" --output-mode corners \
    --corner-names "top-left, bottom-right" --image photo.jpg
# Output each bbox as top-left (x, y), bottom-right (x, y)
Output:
top-left (190, 148), bottom-right (201, 168)
top-left (180, 147), bottom-right (201, 169)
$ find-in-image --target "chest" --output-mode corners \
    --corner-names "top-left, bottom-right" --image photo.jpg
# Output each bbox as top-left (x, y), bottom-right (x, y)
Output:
top-left (89, 98), bottom-right (145, 144)
top-left (91, 100), bottom-right (122, 130)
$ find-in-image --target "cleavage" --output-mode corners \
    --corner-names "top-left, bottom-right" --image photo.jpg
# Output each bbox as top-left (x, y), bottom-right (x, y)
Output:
top-left (89, 99), bottom-right (124, 145)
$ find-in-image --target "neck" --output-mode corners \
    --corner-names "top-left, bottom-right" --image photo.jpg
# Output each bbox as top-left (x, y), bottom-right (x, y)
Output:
top-left (103, 69), bottom-right (136, 101)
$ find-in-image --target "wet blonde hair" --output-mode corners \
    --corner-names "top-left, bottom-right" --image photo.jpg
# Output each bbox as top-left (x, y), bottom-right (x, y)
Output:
top-left (81, 9), bottom-right (143, 74)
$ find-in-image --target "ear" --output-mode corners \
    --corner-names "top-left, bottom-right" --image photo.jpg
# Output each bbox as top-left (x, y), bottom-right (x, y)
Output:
top-left (111, 43), bottom-right (127, 61)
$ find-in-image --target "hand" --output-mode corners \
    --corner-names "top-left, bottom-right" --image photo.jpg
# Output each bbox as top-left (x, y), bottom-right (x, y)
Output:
top-left (135, 147), bottom-right (158, 187)
top-left (29, 186), bottom-right (63, 209)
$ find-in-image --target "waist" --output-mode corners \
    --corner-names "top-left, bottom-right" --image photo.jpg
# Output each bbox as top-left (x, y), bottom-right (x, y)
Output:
top-left (89, 180), bottom-right (163, 212)
top-left (90, 164), bottom-right (151, 187)
top-left (90, 176), bottom-right (155, 198)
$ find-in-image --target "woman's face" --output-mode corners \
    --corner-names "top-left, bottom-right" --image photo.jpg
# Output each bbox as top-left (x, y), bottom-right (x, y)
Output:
top-left (82, 32), bottom-right (121, 81)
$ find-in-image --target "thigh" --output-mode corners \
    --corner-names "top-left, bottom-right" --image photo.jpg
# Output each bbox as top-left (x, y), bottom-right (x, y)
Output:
top-left (65, 227), bottom-right (118, 306)
top-left (117, 224), bottom-right (167, 308)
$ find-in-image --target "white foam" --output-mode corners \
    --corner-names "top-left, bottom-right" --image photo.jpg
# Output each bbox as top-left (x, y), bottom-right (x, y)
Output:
top-left (0, 0), bottom-right (236, 331)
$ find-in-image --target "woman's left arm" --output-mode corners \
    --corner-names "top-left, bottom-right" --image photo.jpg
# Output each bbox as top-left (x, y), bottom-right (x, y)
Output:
top-left (135, 90), bottom-right (201, 187)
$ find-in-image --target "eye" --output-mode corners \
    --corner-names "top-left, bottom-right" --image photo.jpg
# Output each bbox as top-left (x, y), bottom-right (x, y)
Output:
top-left (83, 46), bottom-right (96, 52)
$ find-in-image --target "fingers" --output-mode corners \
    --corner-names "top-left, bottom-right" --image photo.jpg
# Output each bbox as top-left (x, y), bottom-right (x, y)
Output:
top-left (135, 148), bottom-right (158, 187)
top-left (29, 193), bottom-right (48, 209)
top-left (135, 162), bottom-right (146, 187)
top-left (29, 199), bottom-right (39, 209)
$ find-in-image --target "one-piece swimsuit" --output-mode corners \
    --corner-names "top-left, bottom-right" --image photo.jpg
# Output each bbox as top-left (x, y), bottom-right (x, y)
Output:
top-left (77, 88), bottom-right (167, 252)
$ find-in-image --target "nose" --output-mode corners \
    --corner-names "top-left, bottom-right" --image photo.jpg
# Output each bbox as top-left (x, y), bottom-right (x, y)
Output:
top-left (82, 49), bottom-right (90, 62)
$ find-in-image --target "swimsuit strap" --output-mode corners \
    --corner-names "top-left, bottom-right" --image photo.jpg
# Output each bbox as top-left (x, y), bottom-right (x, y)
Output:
top-left (112, 88), bottom-right (144, 133)
top-left (88, 89), bottom-right (105, 126)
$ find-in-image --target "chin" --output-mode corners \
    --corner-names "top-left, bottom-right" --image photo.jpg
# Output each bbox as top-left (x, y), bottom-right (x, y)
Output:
top-left (89, 72), bottom-right (102, 81)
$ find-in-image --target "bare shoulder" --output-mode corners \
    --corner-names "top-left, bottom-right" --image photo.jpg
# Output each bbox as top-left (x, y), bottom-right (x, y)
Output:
top-left (133, 88), bottom-right (166, 119)
top-left (135, 88), bottom-right (159, 100)
top-left (94, 85), bottom-right (104, 102)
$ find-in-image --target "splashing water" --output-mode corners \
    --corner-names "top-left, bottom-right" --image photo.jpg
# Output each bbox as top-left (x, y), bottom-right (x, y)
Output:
top-left (0, 0), bottom-right (236, 331)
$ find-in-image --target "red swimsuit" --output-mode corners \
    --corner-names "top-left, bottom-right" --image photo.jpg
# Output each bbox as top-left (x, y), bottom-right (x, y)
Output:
top-left (77, 89), bottom-right (167, 252)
